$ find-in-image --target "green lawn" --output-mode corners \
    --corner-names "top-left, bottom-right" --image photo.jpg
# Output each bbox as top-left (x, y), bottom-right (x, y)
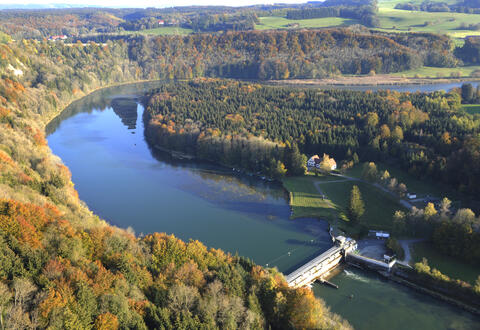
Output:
top-left (282, 176), bottom-right (337, 220)
top-left (391, 65), bottom-right (480, 78)
top-left (320, 180), bottom-right (403, 231)
top-left (283, 174), bottom-right (404, 234)
top-left (257, 4), bottom-right (480, 39)
top-left (375, 6), bottom-right (480, 38)
top-left (255, 16), bottom-right (359, 30)
top-left (121, 27), bottom-right (193, 36)
top-left (462, 104), bottom-right (480, 115)
top-left (412, 242), bottom-right (480, 284)
top-left (345, 163), bottom-right (453, 199)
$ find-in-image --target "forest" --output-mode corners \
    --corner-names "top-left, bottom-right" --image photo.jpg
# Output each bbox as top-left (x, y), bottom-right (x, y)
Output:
top-left (126, 29), bottom-right (456, 79)
top-left (0, 13), bottom-right (478, 326)
top-left (0, 1), bottom-right (370, 38)
top-left (144, 79), bottom-right (480, 203)
top-left (456, 37), bottom-right (480, 64)
top-left (361, 163), bottom-right (480, 265)
top-left (0, 34), bottom-right (352, 328)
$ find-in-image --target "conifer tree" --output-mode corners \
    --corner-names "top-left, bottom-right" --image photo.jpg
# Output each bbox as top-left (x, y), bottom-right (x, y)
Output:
top-left (348, 185), bottom-right (365, 223)
top-left (286, 143), bottom-right (306, 176)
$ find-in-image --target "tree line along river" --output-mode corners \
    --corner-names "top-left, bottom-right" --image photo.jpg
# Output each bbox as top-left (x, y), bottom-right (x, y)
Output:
top-left (46, 81), bottom-right (479, 330)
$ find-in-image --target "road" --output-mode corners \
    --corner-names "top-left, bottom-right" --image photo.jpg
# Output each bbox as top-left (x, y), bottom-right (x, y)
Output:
top-left (328, 172), bottom-right (414, 210)
top-left (398, 238), bottom-right (425, 264)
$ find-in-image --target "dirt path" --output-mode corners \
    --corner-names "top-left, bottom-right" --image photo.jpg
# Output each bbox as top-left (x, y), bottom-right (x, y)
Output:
top-left (330, 172), bottom-right (414, 210)
top-left (399, 239), bottom-right (425, 264)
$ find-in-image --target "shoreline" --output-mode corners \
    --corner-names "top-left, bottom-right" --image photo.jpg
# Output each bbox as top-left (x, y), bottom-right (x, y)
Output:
top-left (49, 80), bottom-right (480, 322)
top-left (44, 79), bottom-right (159, 128)
top-left (389, 270), bottom-right (480, 317)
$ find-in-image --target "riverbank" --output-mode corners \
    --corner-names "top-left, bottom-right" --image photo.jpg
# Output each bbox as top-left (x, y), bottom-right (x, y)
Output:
top-left (268, 75), bottom-right (480, 87)
top-left (45, 79), bottom-right (159, 128)
top-left (153, 144), bottom-right (195, 160)
top-left (390, 267), bottom-right (480, 317)
top-left (46, 81), bottom-right (480, 329)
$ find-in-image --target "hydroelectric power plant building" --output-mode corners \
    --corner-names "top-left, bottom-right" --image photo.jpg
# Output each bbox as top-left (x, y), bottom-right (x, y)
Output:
top-left (286, 236), bottom-right (357, 288)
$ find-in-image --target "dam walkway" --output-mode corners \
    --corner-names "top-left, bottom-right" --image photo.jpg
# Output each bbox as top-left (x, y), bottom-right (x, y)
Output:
top-left (286, 237), bottom-right (357, 288)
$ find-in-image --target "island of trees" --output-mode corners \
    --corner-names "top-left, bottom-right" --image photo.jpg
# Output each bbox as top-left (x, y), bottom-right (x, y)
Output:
top-left (144, 79), bottom-right (480, 201)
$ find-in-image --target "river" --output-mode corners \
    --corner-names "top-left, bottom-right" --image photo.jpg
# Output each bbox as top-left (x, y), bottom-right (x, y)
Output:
top-left (46, 81), bottom-right (479, 329)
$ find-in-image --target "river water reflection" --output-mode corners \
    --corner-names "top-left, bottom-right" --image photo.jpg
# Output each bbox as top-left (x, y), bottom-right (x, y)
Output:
top-left (47, 81), bottom-right (479, 329)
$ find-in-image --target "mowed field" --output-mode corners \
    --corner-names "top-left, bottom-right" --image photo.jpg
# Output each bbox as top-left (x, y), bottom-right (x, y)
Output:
top-left (345, 162), bottom-right (454, 199)
top-left (392, 65), bottom-right (480, 78)
top-left (462, 104), bottom-right (480, 114)
top-left (256, 16), bottom-right (359, 30)
top-left (283, 174), bottom-right (403, 234)
top-left (282, 176), bottom-right (337, 220)
top-left (376, 7), bottom-right (480, 38)
top-left (412, 241), bottom-right (480, 284)
top-left (256, 0), bottom-right (480, 39)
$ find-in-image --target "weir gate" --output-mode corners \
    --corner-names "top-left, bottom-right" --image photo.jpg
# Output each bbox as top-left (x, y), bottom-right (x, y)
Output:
top-left (286, 236), bottom-right (357, 288)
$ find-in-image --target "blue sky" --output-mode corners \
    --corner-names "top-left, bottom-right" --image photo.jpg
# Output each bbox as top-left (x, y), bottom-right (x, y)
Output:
top-left (0, 0), bottom-right (309, 8)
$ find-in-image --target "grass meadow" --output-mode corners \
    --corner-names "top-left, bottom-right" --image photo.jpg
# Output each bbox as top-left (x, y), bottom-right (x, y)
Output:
top-left (283, 174), bottom-right (403, 235)
top-left (255, 16), bottom-right (358, 30)
top-left (412, 241), bottom-right (480, 284)
top-left (462, 104), bottom-right (480, 115)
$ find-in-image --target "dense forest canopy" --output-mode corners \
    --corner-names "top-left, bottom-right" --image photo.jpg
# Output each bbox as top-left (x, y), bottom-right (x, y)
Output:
top-left (456, 37), bottom-right (480, 64)
top-left (144, 79), bottom-right (480, 202)
top-left (127, 29), bottom-right (456, 79)
top-left (0, 33), bottom-right (353, 329)
top-left (0, 28), bottom-right (456, 83)
top-left (0, 6), bottom-right (478, 325)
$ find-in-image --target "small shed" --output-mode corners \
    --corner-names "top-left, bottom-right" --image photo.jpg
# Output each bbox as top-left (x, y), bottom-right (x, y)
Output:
top-left (406, 193), bottom-right (417, 199)
top-left (368, 230), bottom-right (390, 239)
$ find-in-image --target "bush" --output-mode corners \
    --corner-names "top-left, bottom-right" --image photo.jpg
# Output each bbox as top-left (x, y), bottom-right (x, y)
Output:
top-left (386, 237), bottom-right (405, 260)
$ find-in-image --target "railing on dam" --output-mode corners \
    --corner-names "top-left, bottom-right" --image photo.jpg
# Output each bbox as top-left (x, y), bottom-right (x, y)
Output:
top-left (286, 236), bottom-right (357, 288)
top-left (346, 252), bottom-right (397, 271)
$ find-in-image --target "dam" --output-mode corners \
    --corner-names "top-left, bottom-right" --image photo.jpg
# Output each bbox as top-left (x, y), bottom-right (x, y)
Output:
top-left (286, 236), bottom-right (357, 288)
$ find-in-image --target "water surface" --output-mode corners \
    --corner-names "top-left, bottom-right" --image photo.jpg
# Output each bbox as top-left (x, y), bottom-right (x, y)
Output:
top-left (47, 82), bottom-right (479, 330)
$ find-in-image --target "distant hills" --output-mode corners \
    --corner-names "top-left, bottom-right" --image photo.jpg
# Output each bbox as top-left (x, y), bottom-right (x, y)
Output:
top-left (0, 3), bottom-right (99, 9)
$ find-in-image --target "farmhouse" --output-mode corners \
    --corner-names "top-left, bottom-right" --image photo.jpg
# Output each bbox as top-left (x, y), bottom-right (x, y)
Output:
top-left (307, 154), bottom-right (337, 171)
top-left (307, 155), bottom-right (320, 168)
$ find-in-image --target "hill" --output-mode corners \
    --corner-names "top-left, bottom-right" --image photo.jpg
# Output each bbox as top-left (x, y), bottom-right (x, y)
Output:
top-left (0, 37), bottom-right (351, 329)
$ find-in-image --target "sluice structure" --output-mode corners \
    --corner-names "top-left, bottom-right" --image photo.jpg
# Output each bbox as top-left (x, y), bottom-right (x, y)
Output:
top-left (286, 237), bottom-right (357, 288)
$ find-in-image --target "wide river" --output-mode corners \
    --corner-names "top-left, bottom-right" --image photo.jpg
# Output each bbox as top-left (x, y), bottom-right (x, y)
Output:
top-left (47, 81), bottom-right (479, 329)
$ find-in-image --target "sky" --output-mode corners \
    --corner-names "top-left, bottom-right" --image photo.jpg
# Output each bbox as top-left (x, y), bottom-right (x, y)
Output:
top-left (0, 0), bottom-right (309, 8)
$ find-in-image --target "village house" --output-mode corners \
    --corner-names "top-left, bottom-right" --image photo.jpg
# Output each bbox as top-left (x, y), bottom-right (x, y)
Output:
top-left (307, 155), bottom-right (320, 168)
top-left (48, 35), bottom-right (68, 41)
top-left (307, 154), bottom-right (337, 171)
